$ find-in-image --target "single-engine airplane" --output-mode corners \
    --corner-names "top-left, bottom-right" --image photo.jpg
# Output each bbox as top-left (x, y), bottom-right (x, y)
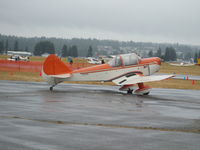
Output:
top-left (41, 53), bottom-right (174, 95)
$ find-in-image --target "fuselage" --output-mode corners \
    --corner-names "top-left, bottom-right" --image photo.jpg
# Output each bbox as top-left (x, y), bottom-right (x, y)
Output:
top-left (42, 53), bottom-right (161, 86)
top-left (66, 57), bottom-right (161, 82)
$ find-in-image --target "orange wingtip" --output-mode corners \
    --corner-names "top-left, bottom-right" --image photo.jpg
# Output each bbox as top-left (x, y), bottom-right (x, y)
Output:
top-left (43, 54), bottom-right (72, 75)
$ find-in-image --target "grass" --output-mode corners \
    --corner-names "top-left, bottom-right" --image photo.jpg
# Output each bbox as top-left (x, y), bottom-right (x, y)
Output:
top-left (0, 71), bottom-right (43, 82)
top-left (0, 55), bottom-right (9, 60)
top-left (159, 62), bottom-right (200, 76)
top-left (0, 55), bottom-right (88, 63)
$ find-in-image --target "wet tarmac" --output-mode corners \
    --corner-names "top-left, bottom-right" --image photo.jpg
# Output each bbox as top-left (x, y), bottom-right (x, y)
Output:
top-left (0, 80), bottom-right (200, 150)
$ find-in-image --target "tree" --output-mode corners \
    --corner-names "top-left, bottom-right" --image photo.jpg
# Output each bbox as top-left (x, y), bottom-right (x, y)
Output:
top-left (61, 45), bottom-right (68, 57)
top-left (184, 52), bottom-right (192, 61)
top-left (0, 41), bottom-right (4, 54)
top-left (199, 51), bottom-right (200, 58)
top-left (156, 48), bottom-right (162, 58)
top-left (25, 46), bottom-right (29, 52)
top-left (148, 50), bottom-right (153, 57)
top-left (5, 39), bottom-right (8, 54)
top-left (68, 45), bottom-right (78, 57)
top-left (87, 46), bottom-right (93, 57)
top-left (164, 47), bottom-right (177, 61)
top-left (34, 41), bottom-right (55, 56)
top-left (194, 51), bottom-right (198, 63)
top-left (71, 45), bottom-right (78, 57)
top-left (14, 40), bottom-right (19, 51)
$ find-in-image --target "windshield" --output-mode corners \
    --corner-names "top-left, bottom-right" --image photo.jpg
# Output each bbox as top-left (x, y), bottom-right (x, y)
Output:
top-left (108, 53), bottom-right (141, 67)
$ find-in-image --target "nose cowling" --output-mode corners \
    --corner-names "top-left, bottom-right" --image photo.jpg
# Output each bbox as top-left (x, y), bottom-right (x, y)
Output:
top-left (139, 57), bottom-right (161, 65)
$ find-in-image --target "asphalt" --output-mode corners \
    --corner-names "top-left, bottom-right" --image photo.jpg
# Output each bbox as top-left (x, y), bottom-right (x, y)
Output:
top-left (0, 80), bottom-right (200, 150)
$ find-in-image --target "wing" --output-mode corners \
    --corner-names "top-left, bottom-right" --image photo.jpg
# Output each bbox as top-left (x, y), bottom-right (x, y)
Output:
top-left (112, 74), bottom-right (174, 85)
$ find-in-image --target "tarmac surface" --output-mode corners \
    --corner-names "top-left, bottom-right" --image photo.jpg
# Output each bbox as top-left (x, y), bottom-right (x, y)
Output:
top-left (0, 80), bottom-right (200, 150)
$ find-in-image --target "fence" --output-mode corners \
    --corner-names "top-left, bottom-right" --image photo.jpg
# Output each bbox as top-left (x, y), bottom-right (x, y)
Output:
top-left (0, 60), bottom-right (94, 73)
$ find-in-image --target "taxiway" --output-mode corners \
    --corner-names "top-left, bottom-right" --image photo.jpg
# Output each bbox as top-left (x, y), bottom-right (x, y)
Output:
top-left (0, 80), bottom-right (200, 150)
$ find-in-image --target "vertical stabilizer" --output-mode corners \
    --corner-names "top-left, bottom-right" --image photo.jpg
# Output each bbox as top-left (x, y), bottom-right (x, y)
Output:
top-left (43, 54), bottom-right (72, 75)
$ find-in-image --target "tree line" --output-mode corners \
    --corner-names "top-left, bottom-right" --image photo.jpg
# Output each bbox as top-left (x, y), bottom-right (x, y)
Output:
top-left (33, 41), bottom-right (93, 58)
top-left (1, 34), bottom-right (200, 58)
top-left (149, 47), bottom-right (200, 62)
top-left (0, 34), bottom-right (200, 62)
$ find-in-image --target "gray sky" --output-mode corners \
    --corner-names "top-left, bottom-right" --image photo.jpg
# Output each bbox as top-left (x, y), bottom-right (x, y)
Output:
top-left (0, 0), bottom-right (200, 45)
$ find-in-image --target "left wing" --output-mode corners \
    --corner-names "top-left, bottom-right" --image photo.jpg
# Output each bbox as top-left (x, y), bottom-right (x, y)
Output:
top-left (112, 74), bottom-right (174, 85)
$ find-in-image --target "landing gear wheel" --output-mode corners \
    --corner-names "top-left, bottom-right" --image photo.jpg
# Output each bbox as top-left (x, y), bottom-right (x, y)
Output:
top-left (127, 89), bottom-right (133, 94)
top-left (50, 87), bottom-right (53, 91)
top-left (143, 92), bottom-right (150, 95)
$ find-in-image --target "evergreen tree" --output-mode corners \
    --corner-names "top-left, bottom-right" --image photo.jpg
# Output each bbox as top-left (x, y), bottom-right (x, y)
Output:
top-left (71, 45), bottom-right (78, 57)
top-left (25, 46), bottom-right (29, 52)
top-left (0, 41), bottom-right (4, 54)
top-left (5, 39), bottom-right (8, 54)
top-left (164, 47), bottom-right (170, 61)
top-left (156, 47), bottom-right (162, 58)
top-left (164, 47), bottom-right (177, 61)
top-left (68, 45), bottom-right (78, 57)
top-left (68, 46), bottom-right (72, 57)
top-left (194, 51), bottom-right (198, 63)
top-left (61, 45), bottom-right (68, 57)
top-left (184, 52), bottom-right (192, 61)
top-left (34, 41), bottom-right (55, 56)
top-left (87, 46), bottom-right (93, 57)
top-left (14, 40), bottom-right (19, 51)
top-left (148, 50), bottom-right (153, 57)
top-left (171, 47), bottom-right (177, 61)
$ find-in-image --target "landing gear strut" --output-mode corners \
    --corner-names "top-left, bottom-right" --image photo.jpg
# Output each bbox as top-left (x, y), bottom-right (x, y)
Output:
top-left (134, 83), bottom-right (151, 95)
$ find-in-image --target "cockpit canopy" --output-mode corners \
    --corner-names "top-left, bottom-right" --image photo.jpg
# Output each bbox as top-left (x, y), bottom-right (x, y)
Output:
top-left (108, 53), bottom-right (141, 67)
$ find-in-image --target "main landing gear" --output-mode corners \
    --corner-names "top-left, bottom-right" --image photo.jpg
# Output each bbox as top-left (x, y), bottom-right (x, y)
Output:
top-left (127, 89), bottom-right (133, 94)
top-left (50, 86), bottom-right (53, 91)
top-left (119, 83), bottom-right (150, 95)
top-left (134, 83), bottom-right (151, 95)
top-left (49, 85), bottom-right (56, 91)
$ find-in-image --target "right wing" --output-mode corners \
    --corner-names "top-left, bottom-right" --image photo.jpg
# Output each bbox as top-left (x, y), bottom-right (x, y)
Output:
top-left (112, 74), bottom-right (174, 86)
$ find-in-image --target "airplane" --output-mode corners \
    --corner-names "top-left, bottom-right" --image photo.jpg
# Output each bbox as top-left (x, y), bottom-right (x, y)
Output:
top-left (41, 53), bottom-right (174, 95)
top-left (169, 62), bottom-right (195, 67)
top-left (86, 57), bottom-right (101, 64)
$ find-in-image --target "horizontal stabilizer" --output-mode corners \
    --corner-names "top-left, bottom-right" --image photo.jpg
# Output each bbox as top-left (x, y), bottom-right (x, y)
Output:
top-left (49, 74), bottom-right (71, 78)
top-left (113, 74), bottom-right (174, 85)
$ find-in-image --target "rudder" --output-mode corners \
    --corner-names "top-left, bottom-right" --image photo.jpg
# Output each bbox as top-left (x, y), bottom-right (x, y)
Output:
top-left (43, 54), bottom-right (72, 75)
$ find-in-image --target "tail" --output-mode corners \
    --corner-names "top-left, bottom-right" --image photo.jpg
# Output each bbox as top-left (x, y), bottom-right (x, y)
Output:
top-left (42, 54), bottom-right (72, 87)
top-left (43, 54), bottom-right (72, 75)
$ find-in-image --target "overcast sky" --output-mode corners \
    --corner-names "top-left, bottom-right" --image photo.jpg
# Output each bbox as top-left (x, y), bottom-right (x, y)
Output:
top-left (0, 0), bottom-right (200, 45)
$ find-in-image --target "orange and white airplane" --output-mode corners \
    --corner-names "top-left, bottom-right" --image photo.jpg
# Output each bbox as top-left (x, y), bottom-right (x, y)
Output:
top-left (41, 53), bottom-right (174, 95)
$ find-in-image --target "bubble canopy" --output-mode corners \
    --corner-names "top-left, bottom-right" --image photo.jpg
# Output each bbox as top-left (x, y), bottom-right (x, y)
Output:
top-left (108, 53), bottom-right (141, 67)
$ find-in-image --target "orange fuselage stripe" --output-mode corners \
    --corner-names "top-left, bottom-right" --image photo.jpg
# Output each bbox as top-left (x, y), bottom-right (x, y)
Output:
top-left (72, 57), bottom-right (160, 74)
